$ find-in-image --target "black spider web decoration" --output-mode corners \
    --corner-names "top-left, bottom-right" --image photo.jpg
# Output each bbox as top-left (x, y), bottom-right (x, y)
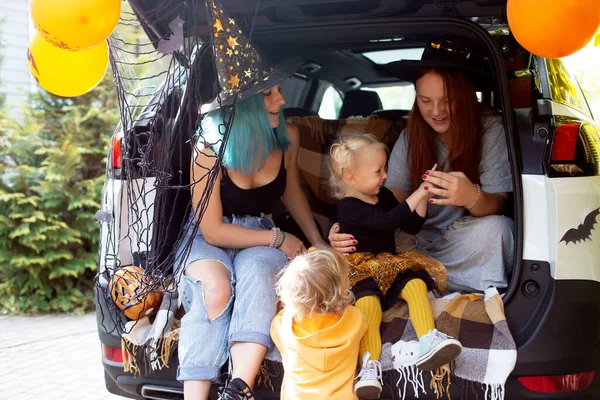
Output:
top-left (94, 1), bottom-right (246, 372)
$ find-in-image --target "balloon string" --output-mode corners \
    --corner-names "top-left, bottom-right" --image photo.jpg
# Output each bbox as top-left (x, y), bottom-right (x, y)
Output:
top-left (248, 0), bottom-right (261, 43)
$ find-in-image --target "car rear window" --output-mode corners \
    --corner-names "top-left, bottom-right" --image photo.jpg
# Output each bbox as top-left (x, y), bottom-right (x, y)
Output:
top-left (361, 85), bottom-right (416, 111)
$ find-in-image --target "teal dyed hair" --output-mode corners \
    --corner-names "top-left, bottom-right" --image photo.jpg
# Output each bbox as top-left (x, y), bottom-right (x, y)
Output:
top-left (199, 92), bottom-right (289, 173)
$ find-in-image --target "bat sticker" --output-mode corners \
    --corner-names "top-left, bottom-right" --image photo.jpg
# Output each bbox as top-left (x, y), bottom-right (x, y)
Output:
top-left (560, 207), bottom-right (600, 245)
top-left (157, 16), bottom-right (185, 55)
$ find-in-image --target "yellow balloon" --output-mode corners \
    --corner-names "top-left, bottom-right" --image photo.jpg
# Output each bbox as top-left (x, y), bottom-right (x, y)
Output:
top-left (30, 0), bottom-right (120, 50)
top-left (28, 33), bottom-right (109, 98)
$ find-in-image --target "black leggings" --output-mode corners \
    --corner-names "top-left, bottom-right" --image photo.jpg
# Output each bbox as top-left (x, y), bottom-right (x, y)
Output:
top-left (351, 269), bottom-right (438, 311)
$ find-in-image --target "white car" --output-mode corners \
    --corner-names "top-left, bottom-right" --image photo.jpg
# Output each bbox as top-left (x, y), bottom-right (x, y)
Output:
top-left (96, 0), bottom-right (600, 398)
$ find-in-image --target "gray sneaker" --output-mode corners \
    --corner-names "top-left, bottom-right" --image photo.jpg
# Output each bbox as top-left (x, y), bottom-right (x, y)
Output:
top-left (354, 352), bottom-right (383, 399)
top-left (416, 329), bottom-right (462, 371)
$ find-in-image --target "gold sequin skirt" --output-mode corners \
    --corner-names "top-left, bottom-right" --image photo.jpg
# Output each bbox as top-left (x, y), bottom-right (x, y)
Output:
top-left (347, 251), bottom-right (447, 294)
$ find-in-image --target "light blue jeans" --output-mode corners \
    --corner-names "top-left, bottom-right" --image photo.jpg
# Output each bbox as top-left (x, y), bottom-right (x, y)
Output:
top-left (174, 214), bottom-right (287, 382)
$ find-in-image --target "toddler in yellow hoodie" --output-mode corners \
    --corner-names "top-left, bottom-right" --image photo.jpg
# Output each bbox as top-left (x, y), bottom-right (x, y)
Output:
top-left (271, 248), bottom-right (367, 400)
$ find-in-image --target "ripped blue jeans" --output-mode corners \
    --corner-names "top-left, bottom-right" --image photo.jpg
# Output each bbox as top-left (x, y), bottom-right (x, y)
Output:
top-left (175, 214), bottom-right (287, 382)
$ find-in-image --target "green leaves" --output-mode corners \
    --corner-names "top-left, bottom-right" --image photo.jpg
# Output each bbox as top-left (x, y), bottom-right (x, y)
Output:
top-left (0, 75), bottom-right (118, 314)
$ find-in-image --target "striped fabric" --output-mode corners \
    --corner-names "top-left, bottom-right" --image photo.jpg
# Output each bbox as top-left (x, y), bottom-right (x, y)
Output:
top-left (288, 115), bottom-right (406, 234)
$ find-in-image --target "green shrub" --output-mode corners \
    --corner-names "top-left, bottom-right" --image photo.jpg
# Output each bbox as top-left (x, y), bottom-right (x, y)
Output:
top-left (0, 76), bottom-right (119, 314)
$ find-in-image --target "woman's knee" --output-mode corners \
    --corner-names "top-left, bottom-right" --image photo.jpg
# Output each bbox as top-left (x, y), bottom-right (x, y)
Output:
top-left (445, 214), bottom-right (514, 255)
top-left (203, 280), bottom-right (233, 320)
top-left (185, 260), bottom-right (232, 320)
top-left (480, 215), bottom-right (514, 245)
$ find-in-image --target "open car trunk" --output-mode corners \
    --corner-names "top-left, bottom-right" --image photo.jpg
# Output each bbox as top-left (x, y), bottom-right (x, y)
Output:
top-left (122, 0), bottom-right (523, 303)
top-left (96, 0), bottom-right (600, 398)
top-left (128, 0), bottom-right (509, 48)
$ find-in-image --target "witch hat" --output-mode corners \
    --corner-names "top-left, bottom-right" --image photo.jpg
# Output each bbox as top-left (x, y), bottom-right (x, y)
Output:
top-left (202, 0), bottom-right (296, 113)
top-left (382, 37), bottom-right (490, 89)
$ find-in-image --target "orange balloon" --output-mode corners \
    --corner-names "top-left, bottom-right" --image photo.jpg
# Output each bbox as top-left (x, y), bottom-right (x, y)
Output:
top-left (508, 0), bottom-right (600, 58)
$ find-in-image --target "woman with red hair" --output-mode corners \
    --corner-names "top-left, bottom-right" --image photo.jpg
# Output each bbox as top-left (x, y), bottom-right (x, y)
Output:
top-left (330, 39), bottom-right (514, 293)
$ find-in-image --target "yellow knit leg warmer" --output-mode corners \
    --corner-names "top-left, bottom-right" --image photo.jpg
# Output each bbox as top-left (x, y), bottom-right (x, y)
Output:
top-left (399, 279), bottom-right (434, 339)
top-left (355, 295), bottom-right (382, 361)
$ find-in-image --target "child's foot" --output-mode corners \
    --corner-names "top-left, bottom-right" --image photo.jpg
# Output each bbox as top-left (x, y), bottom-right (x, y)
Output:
top-left (354, 352), bottom-right (383, 399)
top-left (416, 329), bottom-right (462, 371)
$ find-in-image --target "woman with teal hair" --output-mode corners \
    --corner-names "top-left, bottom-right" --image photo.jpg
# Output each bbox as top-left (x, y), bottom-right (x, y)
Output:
top-left (176, 4), bottom-right (326, 398)
top-left (176, 77), bottom-right (328, 400)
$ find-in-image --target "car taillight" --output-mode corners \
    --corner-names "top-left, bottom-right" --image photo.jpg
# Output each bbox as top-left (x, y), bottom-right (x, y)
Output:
top-left (102, 343), bottom-right (128, 363)
top-left (110, 134), bottom-right (123, 179)
top-left (518, 371), bottom-right (596, 393)
top-left (551, 122), bottom-right (579, 161)
top-left (111, 136), bottom-right (122, 169)
top-left (549, 120), bottom-right (600, 177)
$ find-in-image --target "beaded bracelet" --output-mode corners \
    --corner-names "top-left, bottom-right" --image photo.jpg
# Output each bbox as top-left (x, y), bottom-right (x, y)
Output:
top-left (274, 228), bottom-right (282, 248)
top-left (466, 183), bottom-right (481, 210)
top-left (269, 227), bottom-right (281, 248)
top-left (276, 232), bottom-right (286, 249)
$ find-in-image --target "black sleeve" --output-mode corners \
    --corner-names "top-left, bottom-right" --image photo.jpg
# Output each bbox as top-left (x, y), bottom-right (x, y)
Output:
top-left (338, 199), bottom-right (426, 233)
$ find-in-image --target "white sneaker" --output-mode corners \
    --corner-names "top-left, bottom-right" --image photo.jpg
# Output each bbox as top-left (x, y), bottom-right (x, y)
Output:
top-left (354, 352), bottom-right (383, 399)
top-left (416, 329), bottom-right (462, 371)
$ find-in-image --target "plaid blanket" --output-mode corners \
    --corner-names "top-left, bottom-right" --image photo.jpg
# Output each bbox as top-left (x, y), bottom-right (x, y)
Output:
top-left (121, 289), bottom-right (180, 377)
top-left (120, 287), bottom-right (516, 400)
top-left (380, 287), bottom-right (517, 400)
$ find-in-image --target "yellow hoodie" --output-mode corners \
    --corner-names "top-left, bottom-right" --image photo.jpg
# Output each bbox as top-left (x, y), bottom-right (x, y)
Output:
top-left (270, 306), bottom-right (367, 400)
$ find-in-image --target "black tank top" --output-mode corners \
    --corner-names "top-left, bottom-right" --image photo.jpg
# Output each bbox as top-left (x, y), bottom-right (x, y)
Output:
top-left (220, 151), bottom-right (287, 217)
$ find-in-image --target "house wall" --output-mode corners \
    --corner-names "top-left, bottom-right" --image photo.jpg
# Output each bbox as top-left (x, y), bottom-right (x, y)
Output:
top-left (0, 1), bottom-right (32, 110)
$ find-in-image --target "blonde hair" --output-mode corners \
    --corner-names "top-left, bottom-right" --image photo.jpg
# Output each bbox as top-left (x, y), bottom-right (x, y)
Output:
top-left (328, 133), bottom-right (387, 199)
top-left (276, 249), bottom-right (354, 319)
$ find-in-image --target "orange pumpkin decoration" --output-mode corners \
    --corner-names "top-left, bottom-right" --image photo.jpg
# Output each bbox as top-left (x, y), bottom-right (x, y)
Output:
top-left (109, 265), bottom-right (163, 320)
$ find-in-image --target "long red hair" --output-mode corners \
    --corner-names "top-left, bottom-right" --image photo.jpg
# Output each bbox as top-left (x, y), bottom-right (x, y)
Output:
top-left (407, 69), bottom-right (483, 190)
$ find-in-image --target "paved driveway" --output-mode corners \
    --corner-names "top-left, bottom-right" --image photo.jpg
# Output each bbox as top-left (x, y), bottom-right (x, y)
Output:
top-left (0, 313), bottom-right (123, 400)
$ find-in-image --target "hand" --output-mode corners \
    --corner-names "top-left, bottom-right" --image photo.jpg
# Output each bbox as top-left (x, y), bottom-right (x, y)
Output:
top-left (420, 163), bottom-right (438, 199)
top-left (280, 232), bottom-right (307, 259)
top-left (417, 181), bottom-right (435, 200)
top-left (422, 170), bottom-right (478, 206)
top-left (328, 223), bottom-right (357, 254)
